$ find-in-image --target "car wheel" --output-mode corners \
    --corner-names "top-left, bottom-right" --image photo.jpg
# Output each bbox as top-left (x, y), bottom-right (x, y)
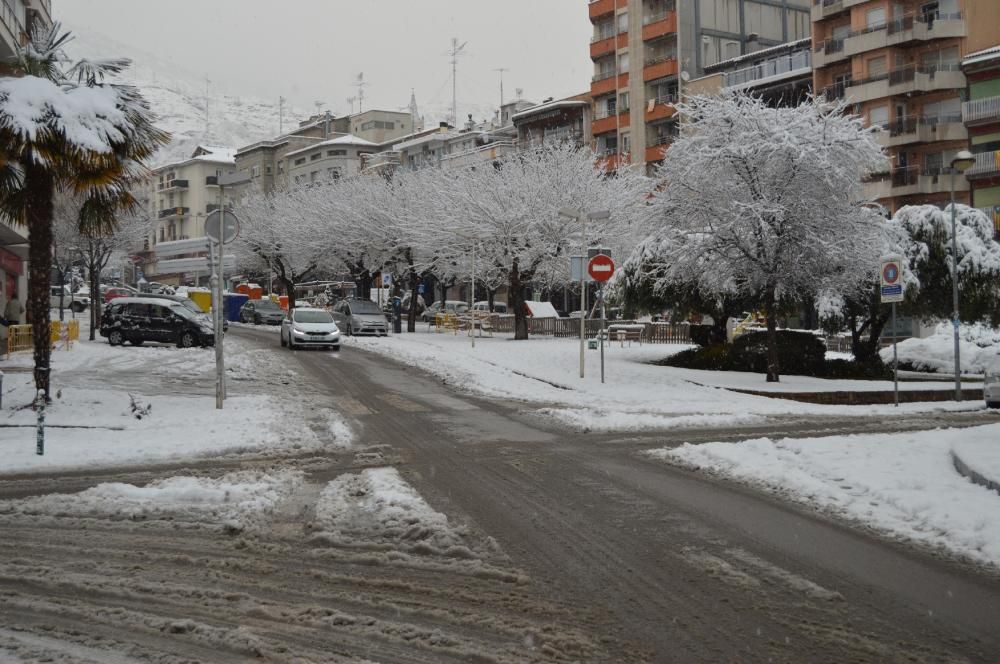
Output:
top-left (71, 302), bottom-right (85, 313)
top-left (108, 330), bottom-right (124, 346)
top-left (988, 401), bottom-right (1000, 409)
top-left (178, 331), bottom-right (196, 348)
top-left (254, 315), bottom-right (262, 325)
top-left (288, 337), bottom-right (297, 350)
top-left (346, 323), bottom-right (353, 336)
top-left (280, 332), bottom-right (287, 347)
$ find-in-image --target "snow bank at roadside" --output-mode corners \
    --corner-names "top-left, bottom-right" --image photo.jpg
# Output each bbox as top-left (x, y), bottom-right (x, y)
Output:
top-left (650, 424), bottom-right (1000, 568)
top-left (952, 438), bottom-right (1000, 491)
top-left (0, 470), bottom-right (303, 533)
top-left (882, 322), bottom-right (1000, 374)
top-left (313, 467), bottom-right (474, 558)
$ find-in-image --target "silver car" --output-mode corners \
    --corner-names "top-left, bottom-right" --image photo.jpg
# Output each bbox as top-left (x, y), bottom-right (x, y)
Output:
top-left (280, 307), bottom-right (341, 350)
top-left (332, 298), bottom-right (388, 336)
top-left (986, 363), bottom-right (1000, 409)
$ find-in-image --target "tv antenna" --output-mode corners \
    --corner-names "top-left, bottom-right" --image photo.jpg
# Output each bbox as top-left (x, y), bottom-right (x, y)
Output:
top-left (346, 96), bottom-right (356, 115)
top-left (448, 38), bottom-right (468, 127)
top-left (493, 67), bottom-right (509, 109)
top-left (354, 73), bottom-right (367, 113)
top-left (278, 96), bottom-right (286, 134)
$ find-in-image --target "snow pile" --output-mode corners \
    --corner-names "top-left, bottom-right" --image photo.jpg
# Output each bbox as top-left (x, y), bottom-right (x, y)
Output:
top-left (313, 468), bottom-right (474, 558)
top-left (952, 438), bottom-right (1000, 490)
top-left (0, 470), bottom-right (303, 532)
top-left (881, 322), bottom-right (1000, 374)
top-left (651, 424), bottom-right (1000, 567)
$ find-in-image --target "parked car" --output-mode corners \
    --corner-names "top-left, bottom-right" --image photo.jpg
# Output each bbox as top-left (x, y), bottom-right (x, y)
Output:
top-left (50, 286), bottom-right (89, 313)
top-left (472, 300), bottom-right (507, 314)
top-left (280, 307), bottom-right (341, 350)
top-left (137, 292), bottom-right (228, 332)
top-left (100, 297), bottom-right (214, 348)
top-left (421, 300), bottom-right (469, 324)
top-left (103, 287), bottom-right (135, 303)
top-left (332, 298), bottom-right (388, 336)
top-left (986, 362), bottom-right (1000, 409)
top-left (240, 299), bottom-right (285, 325)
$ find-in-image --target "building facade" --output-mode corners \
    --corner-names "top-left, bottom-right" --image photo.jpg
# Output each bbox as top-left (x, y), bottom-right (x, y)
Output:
top-left (589, 0), bottom-right (810, 172)
top-left (143, 146), bottom-right (239, 284)
top-left (512, 94), bottom-right (592, 150)
top-left (814, 0), bottom-right (1000, 213)
top-left (961, 45), bottom-right (1000, 236)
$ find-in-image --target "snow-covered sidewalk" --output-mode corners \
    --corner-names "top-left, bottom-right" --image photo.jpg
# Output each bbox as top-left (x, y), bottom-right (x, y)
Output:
top-left (649, 424), bottom-right (1000, 568)
top-left (0, 323), bottom-right (351, 474)
top-left (348, 330), bottom-right (984, 432)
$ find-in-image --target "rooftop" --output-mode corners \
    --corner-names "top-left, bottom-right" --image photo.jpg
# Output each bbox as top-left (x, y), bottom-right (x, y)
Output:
top-left (963, 45), bottom-right (1000, 68)
top-left (283, 134), bottom-right (379, 159)
top-left (511, 99), bottom-right (589, 123)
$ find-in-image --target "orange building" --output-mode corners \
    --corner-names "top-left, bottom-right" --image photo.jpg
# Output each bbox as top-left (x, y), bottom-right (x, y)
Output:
top-left (813, 0), bottom-right (1000, 213)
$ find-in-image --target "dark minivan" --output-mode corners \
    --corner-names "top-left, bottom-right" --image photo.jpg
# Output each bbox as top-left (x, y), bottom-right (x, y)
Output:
top-left (100, 297), bottom-right (215, 347)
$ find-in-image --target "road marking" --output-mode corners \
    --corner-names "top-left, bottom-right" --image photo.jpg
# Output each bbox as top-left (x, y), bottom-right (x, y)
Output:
top-left (339, 397), bottom-right (374, 415)
top-left (377, 393), bottom-right (428, 412)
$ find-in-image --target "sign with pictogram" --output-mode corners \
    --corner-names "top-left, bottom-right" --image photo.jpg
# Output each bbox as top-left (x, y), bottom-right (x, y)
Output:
top-left (587, 254), bottom-right (615, 282)
top-left (880, 256), bottom-right (903, 303)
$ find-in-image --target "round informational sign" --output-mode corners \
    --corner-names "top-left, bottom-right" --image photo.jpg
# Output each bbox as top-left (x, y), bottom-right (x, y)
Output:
top-left (205, 210), bottom-right (241, 243)
top-left (587, 254), bottom-right (615, 282)
top-left (881, 261), bottom-right (900, 285)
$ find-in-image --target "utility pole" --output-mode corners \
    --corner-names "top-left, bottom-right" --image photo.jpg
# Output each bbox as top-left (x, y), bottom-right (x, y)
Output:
top-left (493, 67), bottom-right (509, 109)
top-left (449, 38), bottom-right (468, 127)
top-left (278, 96), bottom-right (285, 134)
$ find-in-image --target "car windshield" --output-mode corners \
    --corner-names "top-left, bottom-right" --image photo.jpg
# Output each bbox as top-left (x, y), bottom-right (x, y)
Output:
top-left (256, 300), bottom-right (281, 311)
top-left (294, 310), bottom-right (334, 324)
top-left (167, 303), bottom-right (196, 320)
top-left (179, 299), bottom-right (203, 314)
top-left (350, 301), bottom-right (382, 314)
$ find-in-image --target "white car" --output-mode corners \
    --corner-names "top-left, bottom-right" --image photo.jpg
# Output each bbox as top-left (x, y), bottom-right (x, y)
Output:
top-left (985, 365), bottom-right (1000, 409)
top-left (280, 307), bottom-right (341, 350)
top-left (50, 286), bottom-right (89, 313)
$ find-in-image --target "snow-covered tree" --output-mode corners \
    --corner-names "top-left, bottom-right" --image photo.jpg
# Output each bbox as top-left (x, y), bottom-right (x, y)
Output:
top-left (434, 143), bottom-right (649, 339)
top-left (630, 92), bottom-right (887, 381)
top-left (0, 24), bottom-right (168, 397)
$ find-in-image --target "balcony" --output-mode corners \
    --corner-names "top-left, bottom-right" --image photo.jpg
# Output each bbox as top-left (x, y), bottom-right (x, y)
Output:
top-left (832, 13), bottom-right (965, 66)
top-left (887, 166), bottom-right (969, 196)
top-left (595, 149), bottom-right (628, 172)
top-left (157, 179), bottom-right (189, 192)
top-left (592, 109), bottom-right (629, 136)
top-left (641, 10), bottom-right (676, 41)
top-left (590, 31), bottom-right (627, 59)
top-left (723, 49), bottom-right (811, 90)
top-left (811, 0), bottom-right (846, 21)
top-left (966, 151), bottom-right (1000, 180)
top-left (963, 96), bottom-right (1000, 126)
top-left (158, 207), bottom-right (190, 219)
top-left (439, 140), bottom-right (517, 169)
top-left (874, 114), bottom-right (967, 147)
top-left (643, 55), bottom-right (677, 82)
top-left (361, 151), bottom-right (401, 172)
top-left (841, 64), bottom-right (964, 104)
top-left (863, 174), bottom-right (893, 200)
top-left (591, 71), bottom-right (628, 96)
top-left (589, 0), bottom-right (622, 20)
top-left (645, 93), bottom-right (678, 122)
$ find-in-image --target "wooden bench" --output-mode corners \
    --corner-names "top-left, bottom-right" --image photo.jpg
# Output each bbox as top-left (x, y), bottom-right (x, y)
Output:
top-left (605, 324), bottom-right (645, 347)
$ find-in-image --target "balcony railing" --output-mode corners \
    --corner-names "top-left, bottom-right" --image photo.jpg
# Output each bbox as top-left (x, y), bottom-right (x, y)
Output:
top-left (592, 70), bottom-right (617, 83)
top-left (649, 134), bottom-right (677, 147)
top-left (652, 92), bottom-right (678, 105)
top-left (878, 113), bottom-right (962, 136)
top-left (590, 26), bottom-right (622, 43)
top-left (963, 96), bottom-right (1000, 124)
top-left (644, 52), bottom-right (677, 66)
top-left (158, 207), bottom-right (190, 218)
top-left (824, 81), bottom-right (850, 100)
top-left (966, 151), bottom-right (1000, 178)
top-left (891, 167), bottom-right (919, 187)
top-left (723, 49), bottom-right (811, 89)
top-left (642, 2), bottom-right (676, 26)
top-left (157, 179), bottom-right (188, 191)
top-left (594, 106), bottom-right (617, 120)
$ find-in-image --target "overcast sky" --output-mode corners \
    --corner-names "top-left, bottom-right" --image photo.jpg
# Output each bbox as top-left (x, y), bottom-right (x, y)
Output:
top-left (59, 0), bottom-right (594, 119)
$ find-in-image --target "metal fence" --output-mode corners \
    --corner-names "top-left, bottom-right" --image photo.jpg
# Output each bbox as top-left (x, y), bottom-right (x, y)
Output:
top-left (5, 320), bottom-right (80, 356)
top-left (487, 316), bottom-right (691, 343)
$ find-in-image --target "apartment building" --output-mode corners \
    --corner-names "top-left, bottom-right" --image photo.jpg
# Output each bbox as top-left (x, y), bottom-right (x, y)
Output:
top-left (284, 134), bottom-right (379, 185)
top-left (512, 93), bottom-right (592, 150)
top-left (589, 0), bottom-right (810, 172)
top-left (961, 45), bottom-right (1000, 236)
top-left (696, 37), bottom-right (813, 104)
top-left (142, 146), bottom-right (238, 284)
top-left (814, 0), bottom-right (1000, 213)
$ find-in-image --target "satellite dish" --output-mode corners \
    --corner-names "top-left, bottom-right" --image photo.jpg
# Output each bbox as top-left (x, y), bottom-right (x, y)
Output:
top-left (680, 71), bottom-right (691, 82)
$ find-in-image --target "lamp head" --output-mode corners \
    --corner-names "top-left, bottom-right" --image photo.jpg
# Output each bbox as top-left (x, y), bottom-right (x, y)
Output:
top-left (951, 150), bottom-right (975, 173)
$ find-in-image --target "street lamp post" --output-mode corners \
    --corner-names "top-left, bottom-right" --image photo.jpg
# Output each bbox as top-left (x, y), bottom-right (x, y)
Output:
top-left (559, 208), bottom-right (610, 379)
top-left (948, 150), bottom-right (975, 401)
top-left (455, 230), bottom-right (478, 349)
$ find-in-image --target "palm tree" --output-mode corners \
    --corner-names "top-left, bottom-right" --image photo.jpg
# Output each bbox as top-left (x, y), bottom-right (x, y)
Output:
top-left (0, 23), bottom-right (168, 398)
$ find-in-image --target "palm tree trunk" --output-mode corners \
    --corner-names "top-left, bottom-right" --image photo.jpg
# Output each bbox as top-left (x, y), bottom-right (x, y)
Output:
top-left (24, 163), bottom-right (55, 399)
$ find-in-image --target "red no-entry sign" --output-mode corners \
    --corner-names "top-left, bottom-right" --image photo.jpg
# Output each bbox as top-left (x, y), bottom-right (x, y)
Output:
top-left (588, 254), bottom-right (615, 282)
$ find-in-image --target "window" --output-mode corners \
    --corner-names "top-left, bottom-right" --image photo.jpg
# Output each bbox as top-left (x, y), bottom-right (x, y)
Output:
top-left (866, 7), bottom-right (886, 29)
top-left (618, 52), bottom-right (629, 74)
top-left (617, 12), bottom-right (628, 33)
top-left (310, 153), bottom-right (321, 161)
top-left (310, 171), bottom-right (318, 183)
top-left (868, 56), bottom-right (887, 77)
top-left (327, 149), bottom-right (347, 156)
top-left (294, 157), bottom-right (305, 166)
top-left (621, 133), bottom-right (630, 155)
top-left (360, 120), bottom-right (395, 131)
top-left (250, 165), bottom-right (261, 177)
top-left (869, 105), bottom-right (889, 128)
top-left (266, 166), bottom-right (272, 174)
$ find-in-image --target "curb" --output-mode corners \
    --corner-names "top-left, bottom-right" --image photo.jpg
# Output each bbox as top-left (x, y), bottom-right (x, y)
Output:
top-left (951, 449), bottom-right (1000, 496)
top-left (726, 386), bottom-right (983, 405)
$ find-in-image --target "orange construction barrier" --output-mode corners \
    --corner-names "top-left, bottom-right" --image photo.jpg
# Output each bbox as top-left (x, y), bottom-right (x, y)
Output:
top-left (278, 295), bottom-right (288, 310)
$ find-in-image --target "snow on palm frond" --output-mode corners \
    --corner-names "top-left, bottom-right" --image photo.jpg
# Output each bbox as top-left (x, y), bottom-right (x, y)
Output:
top-left (66, 57), bottom-right (134, 86)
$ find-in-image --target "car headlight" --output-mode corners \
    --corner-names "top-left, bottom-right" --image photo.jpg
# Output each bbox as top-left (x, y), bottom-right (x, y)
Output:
top-left (292, 327), bottom-right (307, 336)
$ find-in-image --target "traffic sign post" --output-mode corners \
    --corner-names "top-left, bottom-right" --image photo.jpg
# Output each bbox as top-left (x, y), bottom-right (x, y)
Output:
top-left (880, 256), bottom-right (904, 406)
top-left (587, 254), bottom-right (615, 383)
